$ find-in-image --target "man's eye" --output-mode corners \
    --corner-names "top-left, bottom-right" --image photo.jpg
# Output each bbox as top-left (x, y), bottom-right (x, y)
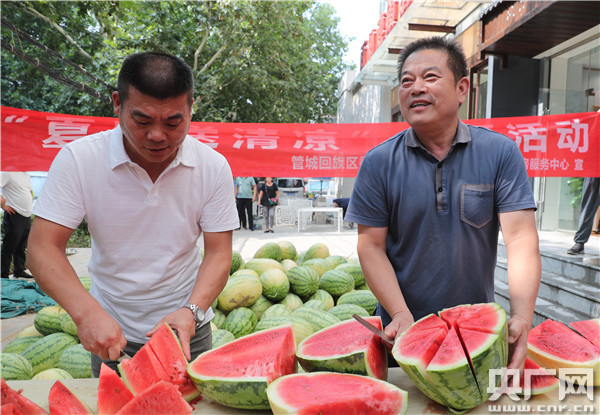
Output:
top-left (135, 120), bottom-right (148, 125)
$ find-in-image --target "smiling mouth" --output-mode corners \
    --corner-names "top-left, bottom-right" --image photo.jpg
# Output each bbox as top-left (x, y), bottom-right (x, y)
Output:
top-left (410, 102), bottom-right (430, 108)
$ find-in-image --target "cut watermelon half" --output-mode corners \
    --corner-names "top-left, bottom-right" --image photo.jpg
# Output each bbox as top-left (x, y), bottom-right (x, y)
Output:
top-left (97, 363), bottom-right (134, 415)
top-left (187, 324), bottom-right (296, 410)
top-left (0, 378), bottom-right (48, 414)
top-left (527, 319), bottom-right (600, 386)
top-left (114, 380), bottom-right (192, 415)
top-left (48, 381), bottom-right (93, 415)
top-left (570, 318), bottom-right (600, 348)
top-left (296, 316), bottom-right (388, 380)
top-left (266, 372), bottom-right (408, 415)
top-left (518, 357), bottom-right (559, 396)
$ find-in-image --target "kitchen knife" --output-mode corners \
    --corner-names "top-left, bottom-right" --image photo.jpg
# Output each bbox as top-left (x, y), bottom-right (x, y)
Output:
top-left (352, 314), bottom-right (395, 345)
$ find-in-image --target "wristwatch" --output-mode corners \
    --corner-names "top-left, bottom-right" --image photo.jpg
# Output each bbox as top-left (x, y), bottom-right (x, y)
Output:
top-left (182, 303), bottom-right (205, 328)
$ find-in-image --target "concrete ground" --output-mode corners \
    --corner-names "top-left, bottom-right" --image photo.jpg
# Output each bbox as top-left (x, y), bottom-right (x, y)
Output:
top-left (1, 223), bottom-right (598, 349)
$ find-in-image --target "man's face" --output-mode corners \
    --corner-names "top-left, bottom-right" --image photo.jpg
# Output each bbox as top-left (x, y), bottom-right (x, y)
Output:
top-left (398, 49), bottom-right (468, 132)
top-left (113, 87), bottom-right (192, 174)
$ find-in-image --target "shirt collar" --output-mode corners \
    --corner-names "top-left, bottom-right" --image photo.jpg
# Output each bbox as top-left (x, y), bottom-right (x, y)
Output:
top-left (109, 125), bottom-right (196, 170)
top-left (404, 119), bottom-right (472, 149)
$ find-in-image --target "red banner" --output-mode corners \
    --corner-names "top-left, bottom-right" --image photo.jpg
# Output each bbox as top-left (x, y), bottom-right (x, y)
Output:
top-left (1, 106), bottom-right (598, 177)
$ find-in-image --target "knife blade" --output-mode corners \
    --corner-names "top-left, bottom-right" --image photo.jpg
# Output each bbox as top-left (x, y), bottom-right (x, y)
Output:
top-left (116, 350), bottom-right (132, 363)
top-left (352, 314), bottom-right (395, 345)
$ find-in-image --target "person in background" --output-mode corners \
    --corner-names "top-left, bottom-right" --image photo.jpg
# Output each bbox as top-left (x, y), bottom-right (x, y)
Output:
top-left (333, 197), bottom-right (353, 229)
top-left (345, 36), bottom-right (540, 371)
top-left (234, 176), bottom-right (257, 231)
top-left (258, 176), bottom-right (279, 233)
top-left (0, 172), bottom-right (34, 279)
top-left (27, 51), bottom-right (239, 377)
top-left (567, 177), bottom-right (600, 254)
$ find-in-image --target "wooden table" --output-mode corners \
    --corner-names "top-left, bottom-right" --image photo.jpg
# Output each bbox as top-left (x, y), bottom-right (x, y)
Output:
top-left (7, 368), bottom-right (598, 414)
top-left (297, 207), bottom-right (343, 233)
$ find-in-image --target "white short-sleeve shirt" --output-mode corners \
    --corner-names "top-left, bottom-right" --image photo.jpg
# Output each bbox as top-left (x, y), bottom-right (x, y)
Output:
top-left (33, 126), bottom-right (239, 342)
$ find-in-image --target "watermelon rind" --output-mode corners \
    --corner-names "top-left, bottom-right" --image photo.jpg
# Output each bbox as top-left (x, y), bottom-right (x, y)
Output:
top-left (254, 242), bottom-right (284, 262)
top-left (32, 367), bottom-right (74, 380)
top-left (336, 290), bottom-right (378, 315)
top-left (266, 372), bottom-right (408, 415)
top-left (462, 330), bottom-right (505, 403)
top-left (2, 336), bottom-right (41, 355)
top-left (34, 305), bottom-right (64, 335)
top-left (57, 344), bottom-right (92, 378)
top-left (296, 316), bottom-right (388, 380)
top-left (318, 269), bottom-right (355, 297)
top-left (21, 332), bottom-right (79, 375)
top-left (188, 325), bottom-right (297, 410)
top-left (517, 358), bottom-right (559, 396)
top-left (0, 353), bottom-right (34, 380)
top-left (307, 289), bottom-right (334, 311)
top-left (223, 307), bottom-right (258, 338)
top-left (291, 306), bottom-right (340, 332)
top-left (328, 304), bottom-right (369, 321)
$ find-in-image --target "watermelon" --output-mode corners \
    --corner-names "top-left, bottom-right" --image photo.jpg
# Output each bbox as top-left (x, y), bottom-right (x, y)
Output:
top-left (254, 242), bottom-right (284, 262)
top-left (279, 293), bottom-right (303, 311)
top-left (59, 312), bottom-right (78, 336)
top-left (570, 318), bottom-right (600, 348)
top-left (262, 304), bottom-right (292, 320)
top-left (301, 258), bottom-right (332, 277)
top-left (302, 299), bottom-right (329, 312)
top-left (2, 336), bottom-right (41, 355)
top-left (119, 346), bottom-right (169, 395)
top-left (97, 363), bottom-right (134, 415)
top-left (57, 344), bottom-right (91, 378)
top-left (34, 306), bottom-right (64, 335)
top-left (301, 242), bottom-right (330, 262)
top-left (217, 273), bottom-right (262, 312)
top-left (188, 325), bottom-right (297, 410)
top-left (286, 266), bottom-right (320, 297)
top-left (1, 378), bottom-right (48, 414)
top-left (21, 333), bottom-right (79, 375)
top-left (319, 269), bottom-right (355, 297)
top-left (328, 303), bottom-right (370, 321)
top-left (254, 316), bottom-right (314, 346)
top-left (393, 303), bottom-right (508, 412)
top-left (48, 380), bottom-right (93, 414)
top-left (259, 268), bottom-right (290, 301)
top-left (212, 329), bottom-right (236, 348)
top-left (324, 255), bottom-right (347, 268)
top-left (527, 318), bottom-right (600, 386)
top-left (336, 290), bottom-right (378, 315)
top-left (335, 262), bottom-right (365, 287)
top-left (291, 306), bottom-right (340, 332)
top-left (15, 325), bottom-right (43, 339)
top-left (249, 295), bottom-right (273, 320)
top-left (230, 268), bottom-right (259, 279)
top-left (266, 372), bottom-right (408, 415)
top-left (307, 289), bottom-right (334, 310)
top-left (230, 250), bottom-right (244, 275)
top-left (296, 316), bottom-right (388, 380)
top-left (280, 259), bottom-right (297, 273)
top-left (212, 309), bottom-right (227, 328)
top-left (32, 368), bottom-right (73, 380)
top-left (223, 307), bottom-right (258, 338)
top-left (518, 357), bottom-right (559, 396)
top-left (244, 258), bottom-right (284, 276)
top-left (1, 353), bottom-right (34, 380)
top-left (277, 241), bottom-right (297, 261)
top-left (114, 381), bottom-right (192, 415)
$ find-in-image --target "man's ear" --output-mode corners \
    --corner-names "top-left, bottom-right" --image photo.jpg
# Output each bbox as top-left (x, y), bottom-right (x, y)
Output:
top-left (457, 77), bottom-right (469, 105)
top-left (112, 91), bottom-right (121, 116)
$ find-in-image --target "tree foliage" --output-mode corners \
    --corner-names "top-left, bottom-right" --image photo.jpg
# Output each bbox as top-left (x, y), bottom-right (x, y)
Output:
top-left (1, 1), bottom-right (352, 122)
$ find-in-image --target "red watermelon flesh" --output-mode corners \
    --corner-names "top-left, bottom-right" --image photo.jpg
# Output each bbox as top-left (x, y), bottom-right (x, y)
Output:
top-left (115, 380), bottom-right (192, 415)
top-left (570, 318), bottom-right (600, 348)
top-left (266, 372), bottom-right (408, 415)
top-left (48, 381), bottom-right (93, 415)
top-left (296, 316), bottom-right (387, 380)
top-left (0, 403), bottom-right (20, 415)
top-left (0, 378), bottom-right (47, 415)
top-left (518, 357), bottom-right (559, 395)
top-left (456, 309), bottom-right (505, 334)
top-left (440, 303), bottom-right (500, 330)
top-left (145, 323), bottom-right (200, 401)
top-left (97, 363), bottom-right (133, 415)
top-left (528, 319), bottom-right (599, 363)
top-left (118, 346), bottom-right (169, 395)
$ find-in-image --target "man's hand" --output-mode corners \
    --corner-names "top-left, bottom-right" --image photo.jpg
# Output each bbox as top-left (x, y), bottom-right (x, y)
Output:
top-left (383, 310), bottom-right (414, 351)
top-left (146, 308), bottom-right (196, 361)
top-left (2, 204), bottom-right (16, 214)
top-left (76, 309), bottom-right (127, 361)
top-left (507, 315), bottom-right (530, 371)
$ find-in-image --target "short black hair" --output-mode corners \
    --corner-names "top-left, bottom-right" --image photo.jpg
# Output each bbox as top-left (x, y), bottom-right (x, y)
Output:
top-left (397, 37), bottom-right (468, 83)
top-left (117, 51), bottom-right (194, 105)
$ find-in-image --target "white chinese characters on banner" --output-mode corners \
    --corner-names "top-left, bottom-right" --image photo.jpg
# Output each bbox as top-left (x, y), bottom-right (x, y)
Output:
top-left (188, 125), bottom-right (220, 149)
top-left (507, 122), bottom-right (547, 153)
top-left (556, 119), bottom-right (589, 153)
top-left (232, 128), bottom-right (279, 149)
top-left (293, 129), bottom-right (340, 151)
top-left (43, 117), bottom-right (94, 148)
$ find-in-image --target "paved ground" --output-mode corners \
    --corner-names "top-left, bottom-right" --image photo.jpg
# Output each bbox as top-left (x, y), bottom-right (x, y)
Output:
top-left (1, 224), bottom-right (598, 349)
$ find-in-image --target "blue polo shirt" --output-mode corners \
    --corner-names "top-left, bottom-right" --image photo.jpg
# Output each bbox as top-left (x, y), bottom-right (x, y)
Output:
top-left (345, 120), bottom-right (535, 325)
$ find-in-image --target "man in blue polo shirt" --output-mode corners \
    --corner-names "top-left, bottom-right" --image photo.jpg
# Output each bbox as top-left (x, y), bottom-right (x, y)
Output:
top-left (345, 37), bottom-right (541, 371)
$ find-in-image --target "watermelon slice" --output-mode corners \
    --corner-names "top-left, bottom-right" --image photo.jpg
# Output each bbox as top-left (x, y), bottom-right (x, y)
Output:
top-left (296, 316), bottom-right (388, 380)
top-left (266, 372), bottom-right (408, 414)
top-left (518, 357), bottom-right (559, 396)
top-left (48, 381), bottom-right (93, 415)
top-left (97, 363), bottom-right (134, 415)
top-left (187, 324), bottom-right (296, 410)
top-left (114, 381), bottom-right (192, 415)
top-left (570, 318), bottom-right (600, 348)
top-left (118, 346), bottom-right (169, 396)
top-left (393, 303), bottom-right (508, 413)
top-left (527, 319), bottom-right (600, 386)
top-left (1, 378), bottom-right (48, 414)
top-left (144, 323), bottom-right (201, 401)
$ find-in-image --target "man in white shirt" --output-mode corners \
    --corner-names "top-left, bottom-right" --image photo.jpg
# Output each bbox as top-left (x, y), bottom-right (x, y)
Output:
top-left (1, 172), bottom-right (34, 279)
top-left (27, 52), bottom-right (239, 376)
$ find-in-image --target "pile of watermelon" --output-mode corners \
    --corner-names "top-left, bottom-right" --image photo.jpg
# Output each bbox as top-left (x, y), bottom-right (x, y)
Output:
top-left (211, 241), bottom-right (378, 350)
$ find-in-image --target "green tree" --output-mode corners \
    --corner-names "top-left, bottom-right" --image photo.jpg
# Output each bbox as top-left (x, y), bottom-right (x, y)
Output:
top-left (1, 1), bottom-right (351, 122)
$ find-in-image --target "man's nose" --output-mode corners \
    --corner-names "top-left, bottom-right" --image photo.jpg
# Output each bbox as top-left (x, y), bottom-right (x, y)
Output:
top-left (411, 77), bottom-right (427, 94)
top-left (147, 128), bottom-right (166, 141)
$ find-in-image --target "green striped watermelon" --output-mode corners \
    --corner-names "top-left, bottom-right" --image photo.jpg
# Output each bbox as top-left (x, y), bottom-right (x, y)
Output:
top-left (286, 266), bottom-right (320, 297)
top-left (296, 316), bottom-right (388, 380)
top-left (324, 255), bottom-right (347, 269)
top-left (259, 268), bottom-right (290, 301)
top-left (280, 259), bottom-right (297, 273)
top-left (57, 344), bottom-right (92, 378)
top-left (188, 325), bottom-right (297, 410)
top-left (15, 325), bottom-right (43, 339)
top-left (249, 295), bottom-right (273, 320)
top-left (336, 290), bottom-right (378, 315)
top-left (21, 332), bottom-right (79, 375)
top-left (32, 367), bottom-right (74, 380)
top-left (0, 353), bottom-right (33, 380)
top-left (262, 304), bottom-right (292, 320)
top-left (223, 307), bottom-right (258, 338)
top-left (291, 307), bottom-right (340, 332)
top-left (277, 241), bottom-right (297, 261)
top-left (245, 258), bottom-right (284, 276)
top-left (307, 289), bottom-right (334, 310)
top-left (212, 309), bottom-right (227, 328)
top-left (230, 268), bottom-right (259, 279)
top-left (319, 269), bottom-right (355, 297)
top-left (230, 250), bottom-right (245, 275)
top-left (212, 329), bottom-right (236, 348)
top-left (266, 372), bottom-right (408, 415)
top-left (301, 243), bottom-right (330, 262)
top-left (34, 305), bottom-right (64, 335)
top-left (254, 242), bottom-right (283, 262)
top-left (279, 293), bottom-right (303, 311)
top-left (60, 312), bottom-right (78, 336)
top-left (2, 336), bottom-right (41, 355)
top-left (328, 304), bottom-right (370, 321)
top-left (334, 262), bottom-right (365, 287)
top-left (302, 299), bottom-right (329, 312)
top-left (301, 258), bottom-right (332, 277)
top-left (254, 316), bottom-right (314, 346)
top-left (218, 273), bottom-right (262, 312)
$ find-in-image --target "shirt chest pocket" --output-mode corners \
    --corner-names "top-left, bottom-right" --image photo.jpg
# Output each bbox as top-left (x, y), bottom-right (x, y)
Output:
top-left (460, 184), bottom-right (494, 228)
